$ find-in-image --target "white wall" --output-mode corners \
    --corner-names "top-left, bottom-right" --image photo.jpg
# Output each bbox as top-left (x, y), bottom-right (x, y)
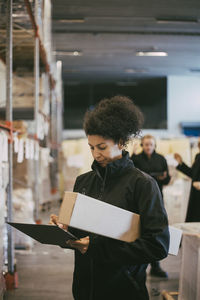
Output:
top-left (167, 75), bottom-right (200, 134)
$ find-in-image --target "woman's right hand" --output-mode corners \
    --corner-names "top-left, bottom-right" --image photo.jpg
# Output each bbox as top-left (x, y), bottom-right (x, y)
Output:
top-left (49, 214), bottom-right (68, 230)
top-left (174, 153), bottom-right (183, 164)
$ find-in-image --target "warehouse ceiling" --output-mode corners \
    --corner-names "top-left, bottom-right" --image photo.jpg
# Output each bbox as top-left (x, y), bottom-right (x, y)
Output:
top-left (51, 0), bottom-right (200, 83)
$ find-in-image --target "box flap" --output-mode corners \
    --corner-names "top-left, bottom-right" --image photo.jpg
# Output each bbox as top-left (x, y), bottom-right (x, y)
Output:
top-left (119, 214), bottom-right (140, 242)
top-left (58, 192), bottom-right (77, 225)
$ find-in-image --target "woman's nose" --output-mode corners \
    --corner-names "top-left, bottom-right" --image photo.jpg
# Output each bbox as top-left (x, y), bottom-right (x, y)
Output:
top-left (93, 148), bottom-right (101, 159)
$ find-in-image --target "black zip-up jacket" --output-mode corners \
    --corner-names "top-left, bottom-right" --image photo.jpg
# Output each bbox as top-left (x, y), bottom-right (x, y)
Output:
top-left (72, 151), bottom-right (169, 300)
top-left (131, 151), bottom-right (171, 195)
top-left (176, 153), bottom-right (200, 222)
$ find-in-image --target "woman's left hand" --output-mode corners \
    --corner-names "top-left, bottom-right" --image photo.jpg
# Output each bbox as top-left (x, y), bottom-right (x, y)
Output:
top-left (193, 181), bottom-right (200, 190)
top-left (67, 236), bottom-right (90, 254)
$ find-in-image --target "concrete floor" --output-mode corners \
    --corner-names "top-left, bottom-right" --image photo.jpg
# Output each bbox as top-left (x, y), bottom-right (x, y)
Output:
top-left (4, 204), bottom-right (180, 300)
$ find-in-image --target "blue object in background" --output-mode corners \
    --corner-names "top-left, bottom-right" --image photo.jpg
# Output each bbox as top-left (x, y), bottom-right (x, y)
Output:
top-left (181, 122), bottom-right (200, 137)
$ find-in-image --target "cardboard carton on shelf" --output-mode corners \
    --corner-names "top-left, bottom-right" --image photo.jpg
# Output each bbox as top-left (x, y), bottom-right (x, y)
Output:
top-left (58, 192), bottom-right (182, 255)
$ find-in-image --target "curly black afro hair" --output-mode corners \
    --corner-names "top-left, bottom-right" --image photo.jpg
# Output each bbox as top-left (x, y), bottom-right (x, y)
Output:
top-left (83, 95), bottom-right (144, 145)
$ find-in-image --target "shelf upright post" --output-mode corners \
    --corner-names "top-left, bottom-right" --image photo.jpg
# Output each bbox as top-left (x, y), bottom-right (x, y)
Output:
top-left (6, 0), bottom-right (14, 275)
top-left (34, 0), bottom-right (40, 222)
top-left (49, 87), bottom-right (58, 192)
top-left (56, 60), bottom-right (63, 146)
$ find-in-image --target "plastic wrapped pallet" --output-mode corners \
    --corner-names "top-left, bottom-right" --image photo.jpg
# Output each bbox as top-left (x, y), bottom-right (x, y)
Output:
top-left (62, 154), bottom-right (84, 192)
top-left (13, 154), bottom-right (32, 189)
top-left (13, 188), bottom-right (34, 249)
top-left (173, 222), bottom-right (200, 234)
top-left (0, 188), bottom-right (6, 298)
top-left (39, 147), bottom-right (60, 205)
top-left (179, 233), bottom-right (200, 300)
top-left (61, 139), bottom-right (91, 194)
top-left (163, 178), bottom-right (190, 224)
top-left (12, 76), bottom-right (43, 108)
top-left (0, 60), bottom-right (6, 108)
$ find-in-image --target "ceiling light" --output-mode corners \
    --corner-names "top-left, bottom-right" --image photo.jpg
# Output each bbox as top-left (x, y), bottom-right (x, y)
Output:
top-left (136, 51), bottom-right (168, 57)
top-left (58, 19), bottom-right (85, 24)
top-left (53, 51), bottom-right (82, 56)
top-left (124, 68), bottom-right (148, 73)
top-left (156, 17), bottom-right (199, 24)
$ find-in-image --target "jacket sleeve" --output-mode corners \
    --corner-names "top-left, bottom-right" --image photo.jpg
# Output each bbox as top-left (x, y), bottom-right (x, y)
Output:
top-left (176, 162), bottom-right (192, 178)
top-left (86, 177), bottom-right (169, 266)
top-left (157, 157), bottom-right (171, 185)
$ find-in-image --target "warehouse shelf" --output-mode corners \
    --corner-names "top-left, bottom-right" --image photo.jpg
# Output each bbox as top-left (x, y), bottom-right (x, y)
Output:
top-left (0, 0), bottom-right (63, 295)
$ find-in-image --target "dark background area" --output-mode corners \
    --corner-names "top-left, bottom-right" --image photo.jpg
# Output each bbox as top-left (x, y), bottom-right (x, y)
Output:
top-left (64, 77), bottom-right (167, 130)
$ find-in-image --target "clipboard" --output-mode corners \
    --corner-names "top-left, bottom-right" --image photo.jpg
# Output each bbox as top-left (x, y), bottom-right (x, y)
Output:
top-left (149, 172), bottom-right (164, 177)
top-left (7, 222), bottom-right (78, 249)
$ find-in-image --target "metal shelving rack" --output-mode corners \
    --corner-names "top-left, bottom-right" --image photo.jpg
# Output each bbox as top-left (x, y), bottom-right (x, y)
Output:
top-left (0, 0), bottom-right (63, 292)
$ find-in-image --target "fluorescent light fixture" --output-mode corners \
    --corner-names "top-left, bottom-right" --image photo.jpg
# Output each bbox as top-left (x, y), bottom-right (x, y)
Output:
top-left (124, 68), bottom-right (148, 73)
top-left (53, 51), bottom-right (82, 56)
top-left (136, 51), bottom-right (168, 57)
top-left (58, 19), bottom-right (85, 23)
top-left (156, 17), bottom-right (199, 24)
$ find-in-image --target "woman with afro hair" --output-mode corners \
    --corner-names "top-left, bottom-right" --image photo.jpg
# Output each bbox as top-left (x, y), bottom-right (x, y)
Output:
top-left (50, 95), bottom-right (169, 300)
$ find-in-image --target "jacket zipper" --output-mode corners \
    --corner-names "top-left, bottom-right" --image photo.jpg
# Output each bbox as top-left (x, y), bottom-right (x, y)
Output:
top-left (95, 167), bottom-right (107, 200)
top-left (89, 166), bottom-right (107, 300)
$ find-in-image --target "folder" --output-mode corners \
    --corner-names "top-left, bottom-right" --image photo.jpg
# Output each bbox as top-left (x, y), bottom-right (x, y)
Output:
top-left (7, 222), bottom-right (78, 249)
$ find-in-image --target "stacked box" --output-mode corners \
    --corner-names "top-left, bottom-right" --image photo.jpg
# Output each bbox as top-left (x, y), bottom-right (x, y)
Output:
top-left (12, 76), bottom-right (43, 108)
top-left (0, 60), bottom-right (6, 108)
top-left (0, 188), bottom-right (6, 298)
top-left (179, 234), bottom-right (200, 300)
top-left (163, 178), bottom-right (190, 224)
top-left (13, 188), bottom-right (34, 249)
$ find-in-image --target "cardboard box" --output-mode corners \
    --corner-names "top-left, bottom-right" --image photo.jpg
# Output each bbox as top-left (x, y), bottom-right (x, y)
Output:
top-left (58, 192), bottom-right (140, 243)
top-left (178, 233), bottom-right (200, 300)
top-left (58, 192), bottom-right (182, 255)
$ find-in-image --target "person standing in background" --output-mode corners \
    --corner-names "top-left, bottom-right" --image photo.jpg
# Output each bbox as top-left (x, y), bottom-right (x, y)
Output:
top-left (174, 138), bottom-right (200, 222)
top-left (131, 135), bottom-right (171, 278)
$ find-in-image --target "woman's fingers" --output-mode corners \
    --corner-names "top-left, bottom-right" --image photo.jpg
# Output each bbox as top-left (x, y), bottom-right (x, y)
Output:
top-left (49, 214), bottom-right (59, 225)
top-left (58, 223), bottom-right (68, 231)
top-left (193, 181), bottom-right (200, 190)
top-left (174, 153), bottom-right (182, 164)
top-left (66, 236), bottom-right (89, 254)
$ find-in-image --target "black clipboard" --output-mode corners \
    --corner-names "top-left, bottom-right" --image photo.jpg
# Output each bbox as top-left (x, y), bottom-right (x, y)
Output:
top-left (149, 172), bottom-right (164, 177)
top-left (7, 222), bottom-right (78, 249)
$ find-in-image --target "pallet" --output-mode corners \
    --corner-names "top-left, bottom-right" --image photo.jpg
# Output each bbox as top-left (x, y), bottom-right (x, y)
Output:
top-left (161, 290), bottom-right (179, 300)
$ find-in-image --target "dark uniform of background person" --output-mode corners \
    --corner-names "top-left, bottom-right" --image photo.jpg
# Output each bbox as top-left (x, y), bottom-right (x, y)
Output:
top-left (131, 135), bottom-right (171, 278)
top-left (174, 138), bottom-right (200, 222)
top-left (50, 96), bottom-right (169, 300)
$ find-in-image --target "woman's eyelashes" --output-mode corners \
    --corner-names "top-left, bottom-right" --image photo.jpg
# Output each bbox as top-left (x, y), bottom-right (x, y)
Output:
top-left (89, 145), bottom-right (107, 151)
top-left (98, 146), bottom-right (106, 151)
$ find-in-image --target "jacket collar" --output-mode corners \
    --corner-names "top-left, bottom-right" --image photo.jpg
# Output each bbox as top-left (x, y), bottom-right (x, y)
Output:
top-left (92, 150), bottom-right (134, 179)
top-left (142, 150), bottom-right (156, 159)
